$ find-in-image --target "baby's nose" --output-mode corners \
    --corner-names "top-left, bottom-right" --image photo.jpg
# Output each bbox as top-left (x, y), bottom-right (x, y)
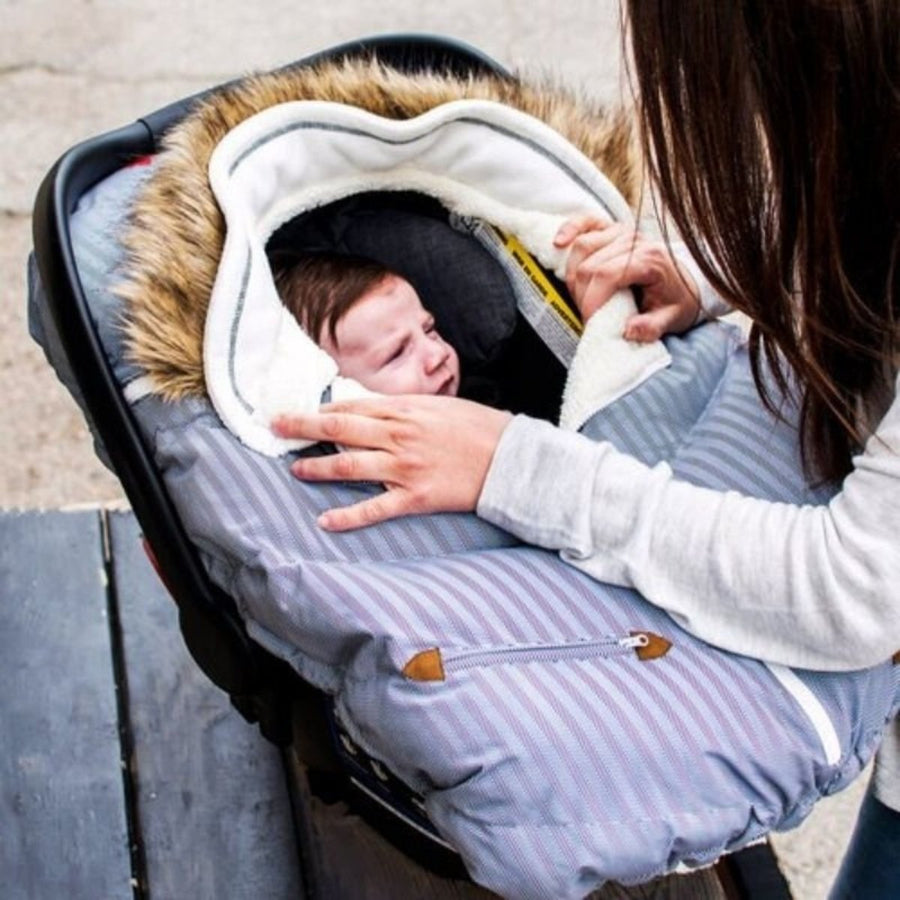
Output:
top-left (424, 336), bottom-right (450, 372)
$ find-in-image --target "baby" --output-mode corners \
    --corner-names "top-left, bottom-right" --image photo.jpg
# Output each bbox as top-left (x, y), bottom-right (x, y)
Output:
top-left (272, 252), bottom-right (460, 398)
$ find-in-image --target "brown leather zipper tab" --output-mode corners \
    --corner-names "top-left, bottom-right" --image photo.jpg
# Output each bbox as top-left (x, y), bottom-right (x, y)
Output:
top-left (403, 647), bottom-right (445, 682)
top-left (631, 631), bottom-right (672, 661)
top-left (892, 650), bottom-right (900, 666)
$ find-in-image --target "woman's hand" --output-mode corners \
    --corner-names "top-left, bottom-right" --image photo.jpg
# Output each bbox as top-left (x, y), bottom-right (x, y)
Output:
top-left (554, 215), bottom-right (701, 341)
top-left (273, 395), bottom-right (513, 531)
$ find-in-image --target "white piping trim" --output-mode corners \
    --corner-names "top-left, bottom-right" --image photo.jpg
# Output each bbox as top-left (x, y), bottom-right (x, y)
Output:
top-left (766, 663), bottom-right (842, 766)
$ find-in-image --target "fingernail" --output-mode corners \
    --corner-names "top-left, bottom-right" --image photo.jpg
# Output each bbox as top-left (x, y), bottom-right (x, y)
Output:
top-left (317, 512), bottom-right (333, 530)
top-left (273, 415), bottom-right (295, 435)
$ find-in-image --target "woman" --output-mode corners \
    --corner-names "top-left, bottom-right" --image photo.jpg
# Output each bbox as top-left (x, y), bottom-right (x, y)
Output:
top-left (275, 3), bottom-right (900, 895)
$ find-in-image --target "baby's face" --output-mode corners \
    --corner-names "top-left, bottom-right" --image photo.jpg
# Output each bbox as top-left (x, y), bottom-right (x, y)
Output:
top-left (320, 275), bottom-right (460, 397)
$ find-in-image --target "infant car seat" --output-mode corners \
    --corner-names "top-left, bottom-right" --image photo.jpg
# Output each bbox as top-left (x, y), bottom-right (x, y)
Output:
top-left (30, 33), bottom-right (803, 899)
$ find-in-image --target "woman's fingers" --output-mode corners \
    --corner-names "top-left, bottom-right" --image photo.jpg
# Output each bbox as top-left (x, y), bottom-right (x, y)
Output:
top-left (560, 224), bottom-right (647, 317)
top-left (290, 448), bottom-right (393, 484)
top-left (318, 396), bottom-right (414, 418)
top-left (623, 258), bottom-right (702, 340)
top-left (556, 214), bottom-right (703, 338)
top-left (569, 240), bottom-right (646, 289)
top-left (624, 309), bottom-right (672, 343)
top-left (316, 489), bottom-right (414, 532)
top-left (273, 409), bottom-right (396, 450)
top-left (565, 224), bottom-right (636, 268)
top-left (569, 247), bottom-right (654, 320)
top-left (554, 214), bottom-right (613, 247)
top-left (273, 395), bottom-right (513, 530)
top-left (624, 292), bottom-right (698, 342)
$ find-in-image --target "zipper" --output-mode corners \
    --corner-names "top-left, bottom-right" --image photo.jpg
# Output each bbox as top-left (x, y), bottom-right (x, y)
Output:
top-left (402, 631), bottom-right (671, 682)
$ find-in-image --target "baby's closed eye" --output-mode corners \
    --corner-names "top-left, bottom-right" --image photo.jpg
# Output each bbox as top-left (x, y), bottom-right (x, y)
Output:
top-left (383, 340), bottom-right (408, 366)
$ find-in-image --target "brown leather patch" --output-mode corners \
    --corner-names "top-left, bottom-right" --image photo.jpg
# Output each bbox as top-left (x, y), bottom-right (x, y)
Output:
top-left (632, 631), bottom-right (672, 661)
top-left (403, 648), bottom-right (445, 682)
top-left (892, 650), bottom-right (900, 665)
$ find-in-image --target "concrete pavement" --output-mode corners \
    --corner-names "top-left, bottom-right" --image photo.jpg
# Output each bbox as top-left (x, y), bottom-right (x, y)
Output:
top-left (0, 2), bottom-right (866, 896)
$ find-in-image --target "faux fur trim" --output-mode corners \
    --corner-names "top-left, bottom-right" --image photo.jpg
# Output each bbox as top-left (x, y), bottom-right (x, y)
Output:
top-left (117, 56), bottom-right (640, 400)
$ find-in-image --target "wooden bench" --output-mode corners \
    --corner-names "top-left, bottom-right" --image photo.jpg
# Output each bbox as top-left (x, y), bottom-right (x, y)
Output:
top-left (1, 508), bottom-right (784, 899)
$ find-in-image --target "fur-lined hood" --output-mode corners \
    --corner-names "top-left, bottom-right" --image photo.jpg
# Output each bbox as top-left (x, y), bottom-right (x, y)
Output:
top-left (118, 57), bottom-right (640, 400)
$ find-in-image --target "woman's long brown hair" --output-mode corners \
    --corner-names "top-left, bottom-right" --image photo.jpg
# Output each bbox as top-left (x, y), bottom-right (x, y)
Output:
top-left (624, 0), bottom-right (899, 481)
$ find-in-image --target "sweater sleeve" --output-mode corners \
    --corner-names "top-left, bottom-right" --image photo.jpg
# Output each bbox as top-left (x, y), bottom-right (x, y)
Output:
top-left (477, 374), bottom-right (900, 673)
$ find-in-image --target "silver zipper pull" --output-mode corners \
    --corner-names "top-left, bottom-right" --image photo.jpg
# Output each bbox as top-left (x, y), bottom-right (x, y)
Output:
top-left (619, 634), bottom-right (650, 649)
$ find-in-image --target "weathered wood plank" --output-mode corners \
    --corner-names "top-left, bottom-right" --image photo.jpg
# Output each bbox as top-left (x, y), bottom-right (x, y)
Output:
top-left (0, 509), bottom-right (132, 900)
top-left (106, 509), bottom-right (302, 899)
top-left (285, 752), bottom-right (497, 900)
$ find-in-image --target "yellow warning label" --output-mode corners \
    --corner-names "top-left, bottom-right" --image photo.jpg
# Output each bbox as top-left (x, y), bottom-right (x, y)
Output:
top-left (499, 231), bottom-right (583, 336)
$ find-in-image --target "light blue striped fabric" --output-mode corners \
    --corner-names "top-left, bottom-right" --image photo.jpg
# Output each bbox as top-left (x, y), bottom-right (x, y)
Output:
top-left (35, 159), bottom-right (900, 900)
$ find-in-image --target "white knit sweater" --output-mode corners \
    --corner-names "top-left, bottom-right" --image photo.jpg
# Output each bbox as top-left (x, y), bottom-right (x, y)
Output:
top-left (477, 277), bottom-right (900, 810)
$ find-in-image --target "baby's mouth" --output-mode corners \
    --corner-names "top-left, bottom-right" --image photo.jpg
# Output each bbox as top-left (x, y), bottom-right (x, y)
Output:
top-left (437, 372), bottom-right (457, 396)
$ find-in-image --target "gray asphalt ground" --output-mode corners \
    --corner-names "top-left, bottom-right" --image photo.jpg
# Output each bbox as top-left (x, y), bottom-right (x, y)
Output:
top-left (1, 2), bottom-right (867, 897)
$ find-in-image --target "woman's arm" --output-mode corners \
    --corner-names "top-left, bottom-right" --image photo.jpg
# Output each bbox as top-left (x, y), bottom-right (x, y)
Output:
top-left (275, 222), bottom-right (899, 672)
top-left (277, 383), bottom-right (900, 671)
top-left (478, 383), bottom-right (900, 672)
